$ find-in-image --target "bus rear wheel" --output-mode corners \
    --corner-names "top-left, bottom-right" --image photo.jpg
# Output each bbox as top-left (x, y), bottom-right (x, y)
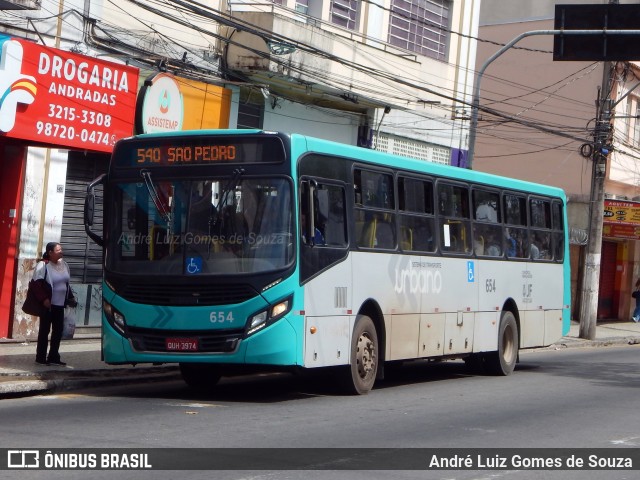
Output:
top-left (179, 363), bottom-right (222, 391)
top-left (341, 315), bottom-right (378, 395)
top-left (485, 311), bottom-right (519, 376)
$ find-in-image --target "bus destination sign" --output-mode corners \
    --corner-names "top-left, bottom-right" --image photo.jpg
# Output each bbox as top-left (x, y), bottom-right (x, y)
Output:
top-left (114, 136), bottom-right (286, 167)
top-left (136, 145), bottom-right (236, 164)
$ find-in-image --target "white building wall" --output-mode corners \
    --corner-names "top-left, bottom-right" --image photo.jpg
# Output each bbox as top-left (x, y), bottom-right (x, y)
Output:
top-left (263, 99), bottom-right (360, 145)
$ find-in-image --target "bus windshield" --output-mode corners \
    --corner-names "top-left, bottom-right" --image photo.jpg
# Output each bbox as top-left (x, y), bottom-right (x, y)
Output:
top-left (107, 175), bottom-right (294, 275)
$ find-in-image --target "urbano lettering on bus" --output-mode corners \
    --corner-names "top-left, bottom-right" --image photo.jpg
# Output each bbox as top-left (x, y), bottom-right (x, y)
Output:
top-left (394, 265), bottom-right (442, 294)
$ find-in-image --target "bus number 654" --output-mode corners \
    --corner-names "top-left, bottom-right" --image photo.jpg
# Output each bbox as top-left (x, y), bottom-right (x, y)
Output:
top-left (486, 279), bottom-right (496, 293)
top-left (210, 311), bottom-right (235, 323)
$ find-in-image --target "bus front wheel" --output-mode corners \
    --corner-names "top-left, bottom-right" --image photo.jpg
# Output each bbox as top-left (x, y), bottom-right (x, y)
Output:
top-left (179, 363), bottom-right (222, 391)
top-left (341, 315), bottom-right (378, 395)
top-left (485, 311), bottom-right (519, 376)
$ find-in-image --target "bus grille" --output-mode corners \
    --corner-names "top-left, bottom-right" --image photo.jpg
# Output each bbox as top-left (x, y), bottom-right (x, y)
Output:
top-left (118, 282), bottom-right (258, 306)
top-left (127, 327), bottom-right (244, 353)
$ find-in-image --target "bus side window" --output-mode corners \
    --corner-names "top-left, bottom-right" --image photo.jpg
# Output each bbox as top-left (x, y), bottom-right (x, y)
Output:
top-left (503, 194), bottom-right (528, 259)
top-left (438, 182), bottom-right (470, 253)
top-left (551, 201), bottom-right (565, 261)
top-left (398, 176), bottom-right (434, 252)
top-left (320, 185), bottom-right (347, 247)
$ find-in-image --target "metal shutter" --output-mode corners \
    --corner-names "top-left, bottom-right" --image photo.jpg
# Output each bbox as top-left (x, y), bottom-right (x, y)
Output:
top-left (61, 152), bottom-right (108, 284)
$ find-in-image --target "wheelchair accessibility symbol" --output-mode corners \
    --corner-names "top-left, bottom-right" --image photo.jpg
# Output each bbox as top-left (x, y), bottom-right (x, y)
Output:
top-left (186, 257), bottom-right (202, 274)
top-left (467, 261), bottom-right (475, 282)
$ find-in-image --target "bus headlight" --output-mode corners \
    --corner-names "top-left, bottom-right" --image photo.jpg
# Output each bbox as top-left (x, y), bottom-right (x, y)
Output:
top-left (246, 296), bottom-right (292, 337)
top-left (103, 300), bottom-right (127, 336)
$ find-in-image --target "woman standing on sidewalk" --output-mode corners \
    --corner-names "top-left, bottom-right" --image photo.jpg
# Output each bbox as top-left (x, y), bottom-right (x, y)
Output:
top-left (32, 242), bottom-right (76, 366)
top-left (632, 278), bottom-right (640, 323)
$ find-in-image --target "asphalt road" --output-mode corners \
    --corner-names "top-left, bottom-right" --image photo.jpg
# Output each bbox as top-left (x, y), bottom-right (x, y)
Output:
top-left (1, 345), bottom-right (639, 480)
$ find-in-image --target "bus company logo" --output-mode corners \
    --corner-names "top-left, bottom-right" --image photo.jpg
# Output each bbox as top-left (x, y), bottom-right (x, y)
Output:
top-left (394, 264), bottom-right (442, 295)
top-left (0, 39), bottom-right (38, 133)
top-left (7, 450), bottom-right (40, 468)
top-left (141, 73), bottom-right (183, 133)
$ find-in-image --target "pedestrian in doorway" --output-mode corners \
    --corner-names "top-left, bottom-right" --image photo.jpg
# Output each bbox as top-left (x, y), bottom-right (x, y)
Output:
top-left (632, 278), bottom-right (640, 323)
top-left (32, 242), bottom-right (76, 366)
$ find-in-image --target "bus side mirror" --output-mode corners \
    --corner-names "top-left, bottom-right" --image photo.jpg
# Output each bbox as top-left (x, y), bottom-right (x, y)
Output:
top-left (85, 174), bottom-right (105, 247)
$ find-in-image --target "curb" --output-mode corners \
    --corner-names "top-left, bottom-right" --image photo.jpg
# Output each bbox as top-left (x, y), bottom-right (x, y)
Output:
top-left (0, 367), bottom-right (181, 399)
top-left (551, 336), bottom-right (640, 350)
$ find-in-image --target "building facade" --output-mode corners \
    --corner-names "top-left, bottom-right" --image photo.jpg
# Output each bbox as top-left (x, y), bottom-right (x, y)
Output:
top-left (0, 0), bottom-right (479, 338)
top-left (476, 0), bottom-right (640, 322)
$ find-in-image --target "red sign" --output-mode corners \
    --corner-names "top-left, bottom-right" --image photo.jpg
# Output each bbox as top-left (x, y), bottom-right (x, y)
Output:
top-left (603, 223), bottom-right (640, 240)
top-left (0, 37), bottom-right (139, 152)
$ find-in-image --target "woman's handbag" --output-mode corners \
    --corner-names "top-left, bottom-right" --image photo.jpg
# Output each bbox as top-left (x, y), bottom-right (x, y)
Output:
top-left (22, 280), bottom-right (46, 316)
top-left (21, 264), bottom-right (49, 317)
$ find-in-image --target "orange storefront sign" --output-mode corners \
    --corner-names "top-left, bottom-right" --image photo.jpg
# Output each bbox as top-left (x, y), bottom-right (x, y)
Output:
top-left (135, 72), bottom-right (230, 134)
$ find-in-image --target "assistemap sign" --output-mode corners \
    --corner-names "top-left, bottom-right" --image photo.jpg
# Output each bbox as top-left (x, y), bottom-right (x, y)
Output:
top-left (0, 35), bottom-right (139, 152)
top-left (136, 72), bottom-right (184, 134)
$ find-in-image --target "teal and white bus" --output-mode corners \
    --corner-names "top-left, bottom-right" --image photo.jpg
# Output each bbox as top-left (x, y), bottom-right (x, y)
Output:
top-left (85, 130), bottom-right (570, 394)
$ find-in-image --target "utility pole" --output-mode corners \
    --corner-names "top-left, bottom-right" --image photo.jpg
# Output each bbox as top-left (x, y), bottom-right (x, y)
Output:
top-left (578, 0), bottom-right (618, 340)
top-left (579, 78), bottom-right (612, 340)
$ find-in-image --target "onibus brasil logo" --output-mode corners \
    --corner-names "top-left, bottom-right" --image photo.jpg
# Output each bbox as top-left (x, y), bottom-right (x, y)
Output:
top-left (0, 38), bottom-right (38, 133)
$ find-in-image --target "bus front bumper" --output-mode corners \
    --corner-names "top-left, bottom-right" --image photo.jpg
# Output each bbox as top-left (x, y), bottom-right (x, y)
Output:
top-left (102, 316), bottom-right (300, 367)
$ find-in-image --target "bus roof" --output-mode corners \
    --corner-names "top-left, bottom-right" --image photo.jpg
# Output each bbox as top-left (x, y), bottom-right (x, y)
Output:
top-left (294, 133), bottom-right (566, 201)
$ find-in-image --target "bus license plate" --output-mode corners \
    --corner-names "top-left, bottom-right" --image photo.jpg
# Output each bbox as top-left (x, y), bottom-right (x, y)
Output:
top-left (166, 338), bottom-right (199, 351)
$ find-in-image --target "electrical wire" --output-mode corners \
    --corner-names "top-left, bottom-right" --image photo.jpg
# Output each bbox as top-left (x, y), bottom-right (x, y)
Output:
top-left (0, 0), bottom-right (600, 155)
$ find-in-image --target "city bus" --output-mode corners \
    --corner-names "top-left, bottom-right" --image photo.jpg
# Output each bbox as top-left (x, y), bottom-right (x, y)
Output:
top-left (84, 130), bottom-right (570, 394)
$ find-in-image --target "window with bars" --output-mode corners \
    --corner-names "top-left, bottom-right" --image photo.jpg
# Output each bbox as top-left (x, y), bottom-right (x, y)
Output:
top-left (330, 0), bottom-right (359, 30)
top-left (388, 0), bottom-right (451, 61)
top-left (237, 89), bottom-right (265, 129)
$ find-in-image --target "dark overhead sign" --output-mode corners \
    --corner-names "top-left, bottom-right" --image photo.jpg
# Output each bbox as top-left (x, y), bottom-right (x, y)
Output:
top-left (553, 4), bottom-right (640, 61)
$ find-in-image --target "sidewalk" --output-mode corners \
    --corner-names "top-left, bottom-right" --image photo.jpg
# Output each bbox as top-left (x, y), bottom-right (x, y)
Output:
top-left (1, 321), bottom-right (640, 399)
top-left (0, 331), bottom-right (180, 398)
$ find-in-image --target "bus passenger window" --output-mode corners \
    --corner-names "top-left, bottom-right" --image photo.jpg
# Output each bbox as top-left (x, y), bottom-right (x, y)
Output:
top-left (473, 224), bottom-right (503, 257)
top-left (399, 214), bottom-right (434, 252)
top-left (505, 227), bottom-right (528, 258)
top-left (441, 220), bottom-right (470, 253)
top-left (531, 231), bottom-right (551, 260)
top-left (551, 201), bottom-right (565, 261)
top-left (473, 190), bottom-right (500, 222)
top-left (318, 185), bottom-right (347, 247)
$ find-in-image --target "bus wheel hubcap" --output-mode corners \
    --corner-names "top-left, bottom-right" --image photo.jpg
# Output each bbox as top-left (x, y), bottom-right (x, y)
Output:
top-left (356, 334), bottom-right (375, 378)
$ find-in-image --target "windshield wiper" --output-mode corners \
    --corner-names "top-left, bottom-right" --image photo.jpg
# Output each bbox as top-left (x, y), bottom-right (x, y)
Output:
top-left (215, 168), bottom-right (245, 212)
top-left (211, 168), bottom-right (244, 229)
top-left (141, 169), bottom-right (171, 225)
